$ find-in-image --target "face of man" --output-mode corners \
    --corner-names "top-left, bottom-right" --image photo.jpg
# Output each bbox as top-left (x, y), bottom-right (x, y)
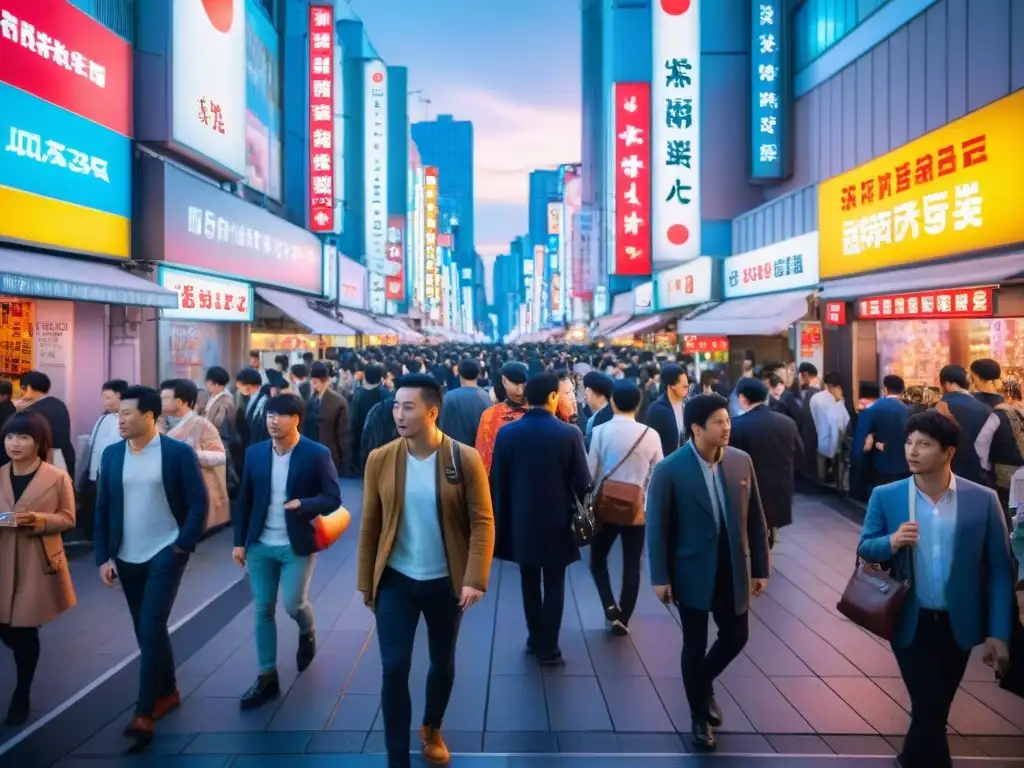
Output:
top-left (692, 408), bottom-right (731, 449)
top-left (266, 410), bottom-right (300, 441)
top-left (101, 388), bottom-right (121, 414)
top-left (905, 429), bottom-right (954, 475)
top-left (119, 398), bottom-right (153, 440)
top-left (312, 377), bottom-right (330, 396)
top-left (558, 378), bottom-right (575, 412)
top-left (393, 386), bottom-right (437, 439)
top-left (160, 389), bottom-right (186, 418)
top-left (668, 376), bottom-right (688, 400)
top-left (237, 382), bottom-right (258, 397)
top-left (584, 387), bottom-right (604, 412)
top-left (503, 376), bottom-right (525, 403)
top-left (827, 384), bottom-right (843, 401)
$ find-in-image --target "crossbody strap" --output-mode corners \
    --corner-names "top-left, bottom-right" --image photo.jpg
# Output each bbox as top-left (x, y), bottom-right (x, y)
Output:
top-left (602, 427), bottom-right (650, 485)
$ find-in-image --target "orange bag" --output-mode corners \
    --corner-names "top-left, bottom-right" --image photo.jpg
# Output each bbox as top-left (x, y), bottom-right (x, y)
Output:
top-left (312, 507), bottom-right (351, 551)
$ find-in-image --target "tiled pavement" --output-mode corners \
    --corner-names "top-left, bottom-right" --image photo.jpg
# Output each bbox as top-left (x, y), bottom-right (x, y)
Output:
top-left (3, 485), bottom-right (1024, 766)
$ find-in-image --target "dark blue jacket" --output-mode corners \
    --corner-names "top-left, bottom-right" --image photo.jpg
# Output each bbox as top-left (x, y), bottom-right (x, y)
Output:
top-left (645, 393), bottom-right (681, 458)
top-left (943, 391), bottom-right (994, 485)
top-left (93, 436), bottom-right (209, 566)
top-left (233, 436), bottom-right (341, 556)
top-left (852, 396), bottom-right (910, 477)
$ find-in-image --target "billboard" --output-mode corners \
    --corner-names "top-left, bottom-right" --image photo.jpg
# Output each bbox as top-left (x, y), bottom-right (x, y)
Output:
top-left (308, 5), bottom-right (334, 231)
top-left (723, 233), bottom-right (819, 299)
top-left (171, 0), bottom-right (247, 176)
top-left (0, 0), bottom-right (132, 259)
top-left (423, 167), bottom-right (440, 319)
top-left (652, 0), bottom-right (701, 264)
top-left (656, 256), bottom-right (714, 310)
top-left (337, 253), bottom-right (367, 309)
top-left (612, 82), bottom-right (652, 276)
top-left (158, 266), bottom-right (254, 322)
top-left (245, 0), bottom-right (281, 199)
top-left (364, 60), bottom-right (388, 274)
top-left (385, 214), bottom-right (405, 304)
top-left (750, 0), bottom-right (790, 181)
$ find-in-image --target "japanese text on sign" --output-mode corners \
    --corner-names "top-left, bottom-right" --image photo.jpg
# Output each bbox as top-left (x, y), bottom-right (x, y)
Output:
top-left (857, 287), bottom-right (993, 320)
top-left (308, 6), bottom-right (334, 232)
top-left (423, 169), bottom-right (440, 311)
top-left (613, 82), bottom-right (651, 276)
top-left (683, 335), bottom-right (728, 355)
top-left (0, 9), bottom-right (106, 88)
top-left (196, 98), bottom-right (225, 134)
top-left (750, 2), bottom-right (787, 179)
top-left (4, 124), bottom-right (109, 181)
top-left (728, 253), bottom-right (804, 288)
top-left (186, 205), bottom-right (316, 265)
top-left (158, 267), bottom-right (254, 322)
top-left (364, 61), bottom-right (388, 273)
top-left (825, 302), bottom-right (846, 326)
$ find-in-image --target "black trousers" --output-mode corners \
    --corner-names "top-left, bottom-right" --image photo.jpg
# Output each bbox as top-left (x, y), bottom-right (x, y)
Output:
top-left (77, 478), bottom-right (97, 541)
top-left (519, 564), bottom-right (566, 655)
top-left (376, 568), bottom-right (462, 767)
top-left (678, 528), bottom-right (750, 720)
top-left (589, 524), bottom-right (645, 623)
top-left (893, 610), bottom-right (970, 768)
top-left (0, 625), bottom-right (40, 697)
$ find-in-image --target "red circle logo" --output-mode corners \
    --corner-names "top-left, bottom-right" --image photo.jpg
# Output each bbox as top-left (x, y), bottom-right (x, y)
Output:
top-left (660, 0), bottom-right (691, 15)
top-left (201, 0), bottom-right (234, 33)
top-left (372, 72), bottom-right (384, 84)
top-left (667, 224), bottom-right (690, 246)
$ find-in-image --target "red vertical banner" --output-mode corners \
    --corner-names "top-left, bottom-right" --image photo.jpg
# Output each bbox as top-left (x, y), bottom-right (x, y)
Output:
top-left (385, 215), bottom-right (405, 301)
top-left (614, 82), bottom-right (652, 276)
top-left (308, 6), bottom-right (334, 232)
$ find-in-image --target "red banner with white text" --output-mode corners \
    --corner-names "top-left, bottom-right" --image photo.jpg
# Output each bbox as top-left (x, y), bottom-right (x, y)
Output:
top-left (613, 82), bottom-right (652, 276)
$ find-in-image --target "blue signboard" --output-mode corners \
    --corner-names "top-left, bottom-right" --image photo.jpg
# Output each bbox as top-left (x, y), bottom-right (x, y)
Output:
top-left (0, 81), bottom-right (131, 218)
top-left (750, 1), bottom-right (791, 182)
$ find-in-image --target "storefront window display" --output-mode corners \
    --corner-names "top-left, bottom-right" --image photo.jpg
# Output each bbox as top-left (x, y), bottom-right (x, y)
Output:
top-left (0, 299), bottom-right (35, 390)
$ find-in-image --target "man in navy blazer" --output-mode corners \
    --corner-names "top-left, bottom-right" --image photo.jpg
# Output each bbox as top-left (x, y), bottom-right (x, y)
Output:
top-left (858, 410), bottom-right (1013, 768)
top-left (644, 363), bottom-right (689, 458)
top-left (93, 386), bottom-right (208, 743)
top-left (232, 393), bottom-right (341, 709)
top-left (852, 374), bottom-right (910, 494)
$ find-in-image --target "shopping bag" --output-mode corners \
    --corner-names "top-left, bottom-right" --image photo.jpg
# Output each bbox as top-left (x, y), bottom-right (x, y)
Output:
top-left (312, 506), bottom-right (351, 551)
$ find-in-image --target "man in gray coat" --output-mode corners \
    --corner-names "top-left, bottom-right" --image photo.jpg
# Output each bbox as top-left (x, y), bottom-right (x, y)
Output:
top-left (646, 393), bottom-right (771, 751)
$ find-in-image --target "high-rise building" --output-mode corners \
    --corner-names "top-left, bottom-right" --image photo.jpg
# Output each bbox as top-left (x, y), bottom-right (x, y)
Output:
top-left (528, 170), bottom-right (560, 260)
top-left (493, 236), bottom-right (527, 339)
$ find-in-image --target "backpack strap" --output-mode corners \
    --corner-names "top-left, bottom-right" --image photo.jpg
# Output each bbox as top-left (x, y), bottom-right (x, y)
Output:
top-left (445, 436), bottom-right (467, 508)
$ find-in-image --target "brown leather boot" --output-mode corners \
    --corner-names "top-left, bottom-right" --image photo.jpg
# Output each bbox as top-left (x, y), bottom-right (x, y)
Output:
top-left (419, 725), bottom-right (451, 765)
top-left (123, 714), bottom-right (155, 743)
top-left (153, 689), bottom-right (181, 721)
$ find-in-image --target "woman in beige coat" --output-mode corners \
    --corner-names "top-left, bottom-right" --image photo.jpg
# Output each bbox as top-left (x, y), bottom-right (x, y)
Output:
top-left (0, 411), bottom-right (77, 725)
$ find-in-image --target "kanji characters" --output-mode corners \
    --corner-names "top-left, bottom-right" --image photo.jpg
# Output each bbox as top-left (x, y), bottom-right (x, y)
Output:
top-left (664, 98), bottom-right (693, 129)
top-left (665, 180), bottom-right (691, 205)
top-left (664, 57), bottom-right (692, 88)
top-left (666, 139), bottom-right (691, 167)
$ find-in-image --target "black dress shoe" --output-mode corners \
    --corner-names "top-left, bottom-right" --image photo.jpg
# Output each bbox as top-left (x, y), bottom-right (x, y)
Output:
top-left (707, 694), bottom-right (723, 728)
top-left (240, 673), bottom-right (280, 710)
top-left (691, 717), bottom-right (715, 750)
top-left (525, 637), bottom-right (537, 655)
top-left (297, 631), bottom-right (316, 672)
top-left (537, 650), bottom-right (565, 666)
top-left (5, 690), bottom-right (29, 727)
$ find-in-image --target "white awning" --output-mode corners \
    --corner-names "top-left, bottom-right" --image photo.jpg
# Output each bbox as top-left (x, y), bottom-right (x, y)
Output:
top-left (678, 290), bottom-right (812, 336)
top-left (608, 311), bottom-right (678, 338)
top-left (820, 252), bottom-right (1024, 300)
top-left (255, 288), bottom-right (356, 334)
top-left (377, 317), bottom-right (425, 343)
top-left (339, 308), bottom-right (398, 336)
top-left (0, 248), bottom-right (178, 308)
top-left (591, 313), bottom-right (631, 338)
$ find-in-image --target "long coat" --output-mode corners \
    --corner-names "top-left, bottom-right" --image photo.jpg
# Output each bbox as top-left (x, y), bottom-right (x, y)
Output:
top-left (728, 404), bottom-right (803, 529)
top-left (163, 414), bottom-right (229, 530)
top-left (490, 409), bottom-right (592, 569)
top-left (0, 462), bottom-right (77, 626)
top-left (314, 388), bottom-right (353, 476)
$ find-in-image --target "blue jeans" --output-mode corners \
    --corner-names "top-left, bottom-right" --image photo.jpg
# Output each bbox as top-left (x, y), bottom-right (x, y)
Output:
top-left (116, 545), bottom-right (189, 717)
top-left (247, 542), bottom-right (315, 673)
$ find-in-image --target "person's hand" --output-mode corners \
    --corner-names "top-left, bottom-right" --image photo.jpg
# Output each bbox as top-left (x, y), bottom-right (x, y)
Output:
top-left (751, 578), bottom-right (769, 597)
top-left (14, 511), bottom-right (37, 528)
top-left (232, 547), bottom-right (246, 567)
top-left (172, 544), bottom-right (186, 555)
top-left (875, 441), bottom-right (886, 452)
top-left (653, 584), bottom-right (673, 604)
top-left (99, 561), bottom-right (117, 588)
top-left (361, 591), bottom-right (374, 613)
top-left (460, 586), bottom-right (484, 610)
top-left (889, 521), bottom-right (920, 552)
top-left (983, 637), bottom-right (1010, 676)
top-left (283, 499), bottom-right (301, 511)
top-left (862, 434), bottom-right (875, 453)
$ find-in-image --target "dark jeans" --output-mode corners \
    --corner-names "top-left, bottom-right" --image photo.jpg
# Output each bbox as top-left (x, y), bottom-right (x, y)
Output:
top-left (893, 610), bottom-right (970, 768)
top-left (116, 545), bottom-right (189, 717)
top-left (376, 568), bottom-right (462, 766)
top-left (77, 479), bottom-right (97, 541)
top-left (678, 528), bottom-right (749, 720)
top-left (589, 524), bottom-right (645, 623)
top-left (0, 625), bottom-right (40, 696)
top-left (520, 564), bottom-right (566, 655)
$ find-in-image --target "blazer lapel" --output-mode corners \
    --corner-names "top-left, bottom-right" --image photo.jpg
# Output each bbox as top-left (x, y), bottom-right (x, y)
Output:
top-left (285, 437), bottom-right (304, 498)
top-left (393, 441), bottom-right (407, 522)
top-left (683, 445), bottom-right (716, 521)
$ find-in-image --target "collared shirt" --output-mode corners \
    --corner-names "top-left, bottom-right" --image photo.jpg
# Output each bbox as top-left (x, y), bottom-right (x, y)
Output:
top-left (911, 474), bottom-right (958, 610)
top-left (119, 435), bottom-right (180, 563)
top-left (689, 441), bottom-right (725, 530)
top-left (88, 412), bottom-right (121, 481)
top-left (260, 444), bottom-right (293, 547)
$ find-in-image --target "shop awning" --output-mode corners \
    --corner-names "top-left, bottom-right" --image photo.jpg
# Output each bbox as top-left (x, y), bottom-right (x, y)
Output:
top-left (339, 308), bottom-right (398, 336)
top-left (377, 317), bottom-right (425, 343)
top-left (820, 252), bottom-right (1024, 300)
top-left (678, 290), bottom-right (812, 336)
top-left (608, 311), bottom-right (678, 339)
top-left (0, 248), bottom-right (178, 308)
top-left (591, 313), bottom-right (631, 339)
top-left (255, 288), bottom-right (356, 335)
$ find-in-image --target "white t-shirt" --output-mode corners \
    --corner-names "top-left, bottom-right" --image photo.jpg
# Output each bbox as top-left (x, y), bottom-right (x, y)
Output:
top-left (387, 450), bottom-right (449, 581)
top-left (259, 448), bottom-right (292, 547)
top-left (671, 399), bottom-right (684, 433)
top-left (118, 436), bottom-right (180, 563)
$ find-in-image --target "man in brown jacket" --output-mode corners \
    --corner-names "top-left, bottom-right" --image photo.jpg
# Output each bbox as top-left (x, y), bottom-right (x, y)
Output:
top-left (358, 373), bottom-right (494, 768)
top-left (306, 362), bottom-right (354, 476)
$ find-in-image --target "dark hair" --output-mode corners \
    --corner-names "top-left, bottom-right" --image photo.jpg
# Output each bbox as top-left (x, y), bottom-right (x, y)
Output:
top-left (907, 409), bottom-right (961, 451)
top-left (458, 359), bottom-right (481, 380)
top-left (0, 381), bottom-right (11, 398)
top-left (798, 362), bottom-right (818, 377)
top-left (102, 379), bottom-right (129, 396)
top-left (699, 370), bottom-right (719, 388)
top-left (683, 393), bottom-right (729, 438)
top-left (661, 364), bottom-right (686, 388)
top-left (406, 358), bottom-right (423, 374)
top-left (274, 354), bottom-right (289, 369)
top-left (1, 411), bottom-right (53, 462)
top-left (205, 366), bottom-right (230, 387)
top-left (302, 352), bottom-right (315, 363)
top-left (969, 358), bottom-right (1001, 382)
top-left (160, 378), bottom-right (199, 409)
top-left (762, 360), bottom-right (785, 375)
top-left (121, 386), bottom-right (162, 420)
top-left (610, 381), bottom-right (642, 412)
top-left (19, 370), bottom-right (51, 394)
top-left (882, 374), bottom-right (906, 395)
top-left (823, 372), bottom-right (843, 388)
top-left (236, 367), bottom-right (263, 387)
top-left (736, 377), bottom-right (769, 404)
top-left (396, 373), bottom-right (443, 411)
top-left (939, 364), bottom-right (969, 390)
top-left (364, 363), bottom-right (384, 385)
top-left (524, 372), bottom-right (559, 407)
top-left (290, 364), bottom-right (309, 379)
top-left (266, 393), bottom-right (306, 424)
top-left (248, 349), bottom-right (260, 360)
top-left (765, 373), bottom-right (783, 389)
top-left (310, 361), bottom-right (330, 381)
top-left (582, 371), bottom-right (614, 399)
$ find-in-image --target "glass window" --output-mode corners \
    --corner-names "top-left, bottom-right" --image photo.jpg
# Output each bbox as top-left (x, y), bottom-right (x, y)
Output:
top-left (795, 0), bottom-right (895, 70)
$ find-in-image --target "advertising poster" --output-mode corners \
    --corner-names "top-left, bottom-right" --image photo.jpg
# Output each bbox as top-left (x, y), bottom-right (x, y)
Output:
top-left (364, 60), bottom-right (388, 274)
top-left (385, 214), bottom-right (405, 305)
top-left (308, 5), bottom-right (334, 231)
top-left (245, 0), bottom-right (282, 199)
top-left (612, 82), bottom-right (652, 276)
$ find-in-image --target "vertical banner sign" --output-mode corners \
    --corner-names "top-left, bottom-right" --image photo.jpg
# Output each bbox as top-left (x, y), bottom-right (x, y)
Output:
top-left (613, 83), bottom-right (652, 276)
top-left (385, 214), bottom-right (405, 303)
top-left (308, 6), bottom-right (334, 231)
top-left (652, 0), bottom-right (701, 264)
top-left (364, 60), bottom-right (388, 273)
top-left (423, 167), bottom-right (440, 321)
top-left (750, 2), bottom-right (789, 181)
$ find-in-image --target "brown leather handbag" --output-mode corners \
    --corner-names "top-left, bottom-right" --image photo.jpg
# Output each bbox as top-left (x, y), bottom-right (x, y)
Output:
top-left (836, 480), bottom-right (915, 641)
top-left (594, 427), bottom-right (650, 526)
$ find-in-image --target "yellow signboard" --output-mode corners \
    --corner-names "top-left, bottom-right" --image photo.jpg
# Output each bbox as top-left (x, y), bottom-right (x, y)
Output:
top-left (818, 89), bottom-right (1024, 279)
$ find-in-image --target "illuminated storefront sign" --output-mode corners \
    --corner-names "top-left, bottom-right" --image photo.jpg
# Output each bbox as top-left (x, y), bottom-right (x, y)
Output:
top-left (652, 0), bottom-right (701, 264)
top-left (655, 256), bottom-right (714, 310)
top-left (613, 82), bottom-right (651, 276)
top-left (634, 281), bottom-right (654, 314)
top-left (825, 301), bottom-right (846, 326)
top-left (337, 253), bottom-right (366, 309)
top-left (819, 89), bottom-right (1024, 278)
top-left (857, 287), bottom-right (993, 320)
top-left (245, 0), bottom-right (282, 200)
top-left (683, 335), bottom-right (728, 354)
top-left (308, 5), bottom-right (334, 231)
top-left (750, 1), bottom-right (789, 181)
top-left (385, 214), bottom-right (405, 304)
top-left (364, 60), bottom-right (388, 274)
top-left (423, 167), bottom-right (440, 320)
top-left (158, 266), bottom-right (253, 321)
top-left (724, 233), bottom-right (818, 299)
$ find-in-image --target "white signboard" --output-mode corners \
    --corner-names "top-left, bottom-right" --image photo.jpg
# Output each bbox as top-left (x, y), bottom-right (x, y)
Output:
top-left (158, 266), bottom-right (254, 321)
top-left (656, 256), bottom-right (713, 310)
top-left (634, 282), bottom-right (654, 314)
top-left (171, 0), bottom-right (246, 175)
top-left (337, 253), bottom-right (367, 309)
top-left (364, 60), bottom-right (388, 275)
top-left (652, 0), bottom-right (701, 265)
top-left (723, 232), bottom-right (820, 299)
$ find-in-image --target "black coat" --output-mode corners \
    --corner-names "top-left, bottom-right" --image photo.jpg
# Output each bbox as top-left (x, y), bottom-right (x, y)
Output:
top-left (728, 404), bottom-right (803, 529)
top-left (645, 393), bottom-right (681, 458)
top-left (491, 409), bottom-right (591, 569)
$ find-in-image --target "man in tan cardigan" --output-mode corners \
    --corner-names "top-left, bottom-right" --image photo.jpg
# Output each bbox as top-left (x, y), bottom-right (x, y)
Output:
top-left (358, 373), bottom-right (494, 768)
